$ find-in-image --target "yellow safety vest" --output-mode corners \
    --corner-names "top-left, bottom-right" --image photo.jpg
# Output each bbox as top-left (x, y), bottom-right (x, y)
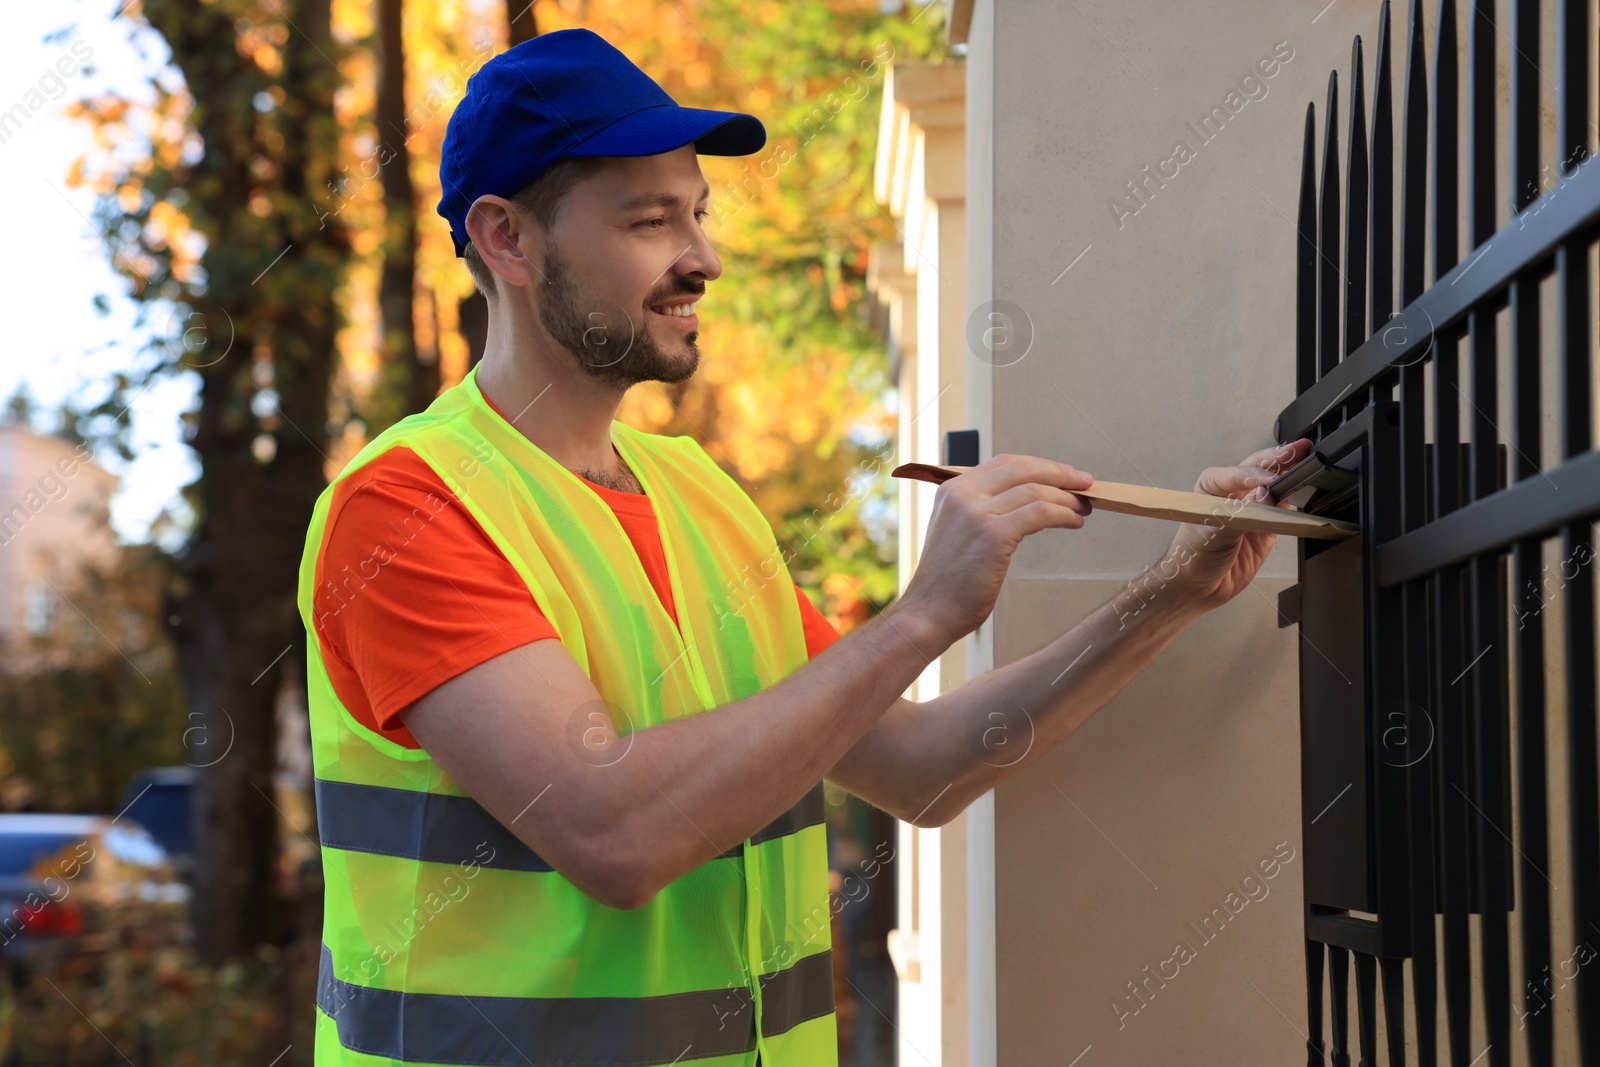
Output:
top-left (297, 364), bottom-right (836, 1066)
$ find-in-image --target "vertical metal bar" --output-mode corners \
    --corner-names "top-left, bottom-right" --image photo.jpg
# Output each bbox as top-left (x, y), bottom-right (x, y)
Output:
top-left (1300, 103), bottom-right (1320, 399)
top-left (1354, 952), bottom-right (1377, 1067)
top-left (1557, 257), bottom-right (1600, 1065)
top-left (1555, 0), bottom-right (1599, 1057)
top-left (1309, 938), bottom-right (1328, 1067)
top-left (1398, 1), bottom-right (1436, 1062)
top-left (1507, 1), bottom-right (1551, 1063)
top-left (1509, 0), bottom-right (1542, 217)
top-left (1429, 2), bottom-right (1474, 1063)
top-left (1431, 0), bottom-right (1460, 282)
top-left (1462, 4), bottom-right (1512, 1067)
top-left (1363, 18), bottom-right (1412, 1063)
top-left (1297, 60), bottom-right (1326, 1057)
top-left (1345, 35), bottom-right (1369, 362)
top-left (1556, 0), bottom-right (1592, 175)
top-left (1465, 0), bottom-right (1496, 259)
top-left (1380, 958), bottom-right (1407, 1067)
top-left (1329, 945), bottom-right (1351, 1067)
top-left (1319, 71), bottom-right (1342, 390)
top-left (1368, 2), bottom-right (1394, 405)
top-left (1398, 0), bottom-right (1428, 309)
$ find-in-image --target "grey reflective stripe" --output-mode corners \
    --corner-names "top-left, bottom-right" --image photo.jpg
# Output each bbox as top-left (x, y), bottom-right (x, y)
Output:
top-left (318, 943), bottom-right (833, 1065)
top-left (751, 782), bottom-right (826, 846)
top-left (757, 946), bottom-right (836, 1037)
top-left (315, 778), bottom-right (554, 872)
top-left (316, 778), bottom-right (825, 872)
top-left (719, 782), bottom-right (827, 857)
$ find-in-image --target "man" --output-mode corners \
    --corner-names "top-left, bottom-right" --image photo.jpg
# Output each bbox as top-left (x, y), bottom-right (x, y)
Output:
top-left (298, 26), bottom-right (1313, 1067)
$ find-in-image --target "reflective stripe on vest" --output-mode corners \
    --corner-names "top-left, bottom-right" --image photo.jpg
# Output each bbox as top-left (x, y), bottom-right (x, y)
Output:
top-left (314, 778), bottom-right (826, 871)
top-left (316, 942), bottom-right (835, 1065)
top-left (298, 364), bottom-right (836, 1066)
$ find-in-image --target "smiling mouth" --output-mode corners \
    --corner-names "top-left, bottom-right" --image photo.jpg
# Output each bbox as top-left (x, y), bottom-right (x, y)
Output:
top-left (648, 301), bottom-right (699, 318)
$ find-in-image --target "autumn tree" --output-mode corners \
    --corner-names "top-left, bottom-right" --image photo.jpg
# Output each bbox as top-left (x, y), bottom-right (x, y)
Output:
top-left (71, 0), bottom-right (353, 961)
top-left (0, 544), bottom-right (187, 817)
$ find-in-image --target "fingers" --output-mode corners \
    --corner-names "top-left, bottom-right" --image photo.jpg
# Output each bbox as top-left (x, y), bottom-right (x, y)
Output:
top-left (1196, 438), bottom-right (1315, 502)
top-left (988, 481), bottom-right (1094, 519)
top-left (958, 453), bottom-right (1094, 497)
top-left (1197, 463), bottom-right (1282, 501)
top-left (1241, 437), bottom-right (1312, 474)
top-left (996, 497), bottom-right (1091, 538)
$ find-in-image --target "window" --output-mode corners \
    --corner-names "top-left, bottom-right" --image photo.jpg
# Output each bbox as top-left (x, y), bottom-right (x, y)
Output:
top-left (22, 582), bottom-right (51, 636)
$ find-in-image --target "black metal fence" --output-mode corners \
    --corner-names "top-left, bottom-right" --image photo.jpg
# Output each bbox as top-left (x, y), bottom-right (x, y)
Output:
top-left (1275, 0), bottom-right (1599, 1063)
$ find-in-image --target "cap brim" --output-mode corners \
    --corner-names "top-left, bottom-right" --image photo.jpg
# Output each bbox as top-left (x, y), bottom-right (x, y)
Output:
top-left (565, 104), bottom-right (766, 159)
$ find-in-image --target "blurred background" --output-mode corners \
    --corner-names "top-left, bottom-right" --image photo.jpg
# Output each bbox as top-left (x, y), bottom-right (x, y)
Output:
top-left (0, 0), bottom-right (950, 1061)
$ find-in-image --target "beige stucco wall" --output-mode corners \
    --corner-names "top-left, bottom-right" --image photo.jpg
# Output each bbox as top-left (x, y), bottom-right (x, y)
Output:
top-left (0, 426), bottom-right (117, 657)
top-left (873, 57), bottom-right (975, 1067)
top-left (880, 1), bottom-right (1584, 1061)
top-left (962, 0), bottom-right (1375, 1062)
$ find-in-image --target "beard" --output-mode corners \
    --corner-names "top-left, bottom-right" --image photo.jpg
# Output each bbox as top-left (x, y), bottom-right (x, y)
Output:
top-left (537, 243), bottom-right (701, 388)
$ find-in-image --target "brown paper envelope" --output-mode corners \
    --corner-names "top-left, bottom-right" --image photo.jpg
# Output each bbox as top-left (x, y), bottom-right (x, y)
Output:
top-left (889, 463), bottom-right (1358, 541)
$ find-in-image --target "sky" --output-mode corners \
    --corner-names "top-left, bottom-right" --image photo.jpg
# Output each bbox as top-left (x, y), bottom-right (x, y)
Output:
top-left (0, 0), bottom-right (196, 548)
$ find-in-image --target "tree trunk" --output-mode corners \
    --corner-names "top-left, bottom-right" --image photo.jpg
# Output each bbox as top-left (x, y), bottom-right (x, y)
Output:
top-left (456, 0), bottom-right (541, 376)
top-left (377, 0), bottom-right (435, 425)
top-left (508, 0), bottom-right (539, 47)
top-left (459, 291), bottom-right (488, 372)
top-left (147, 0), bottom-right (350, 963)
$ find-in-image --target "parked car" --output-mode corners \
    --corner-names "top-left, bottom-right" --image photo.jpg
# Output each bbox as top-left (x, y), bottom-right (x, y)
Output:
top-left (0, 814), bottom-right (188, 967)
top-left (116, 766), bottom-right (196, 878)
top-left (116, 766), bottom-right (319, 894)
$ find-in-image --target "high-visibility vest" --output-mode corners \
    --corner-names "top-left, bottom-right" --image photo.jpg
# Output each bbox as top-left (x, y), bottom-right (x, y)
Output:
top-left (297, 363), bottom-right (837, 1066)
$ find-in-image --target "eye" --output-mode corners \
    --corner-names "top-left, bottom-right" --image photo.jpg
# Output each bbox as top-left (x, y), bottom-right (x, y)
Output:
top-left (635, 218), bottom-right (666, 230)
top-left (695, 208), bottom-right (710, 225)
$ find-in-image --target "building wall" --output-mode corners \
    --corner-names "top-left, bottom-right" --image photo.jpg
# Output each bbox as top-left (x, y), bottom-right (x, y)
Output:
top-left (960, 6), bottom-right (997, 1064)
top-left (963, 0), bottom-right (1373, 1062)
top-left (0, 426), bottom-right (117, 654)
top-left (873, 57), bottom-right (974, 1067)
top-left (880, 0), bottom-right (1579, 1062)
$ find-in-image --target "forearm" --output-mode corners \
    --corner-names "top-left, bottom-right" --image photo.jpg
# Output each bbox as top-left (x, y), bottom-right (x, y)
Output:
top-left (885, 570), bottom-right (1208, 827)
top-left (614, 596), bottom-right (942, 900)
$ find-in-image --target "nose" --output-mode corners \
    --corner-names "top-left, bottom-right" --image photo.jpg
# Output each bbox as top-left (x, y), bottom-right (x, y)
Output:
top-left (672, 221), bottom-right (722, 284)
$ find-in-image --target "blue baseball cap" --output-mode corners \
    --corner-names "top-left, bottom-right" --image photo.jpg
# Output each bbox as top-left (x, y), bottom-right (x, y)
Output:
top-left (437, 28), bottom-right (766, 257)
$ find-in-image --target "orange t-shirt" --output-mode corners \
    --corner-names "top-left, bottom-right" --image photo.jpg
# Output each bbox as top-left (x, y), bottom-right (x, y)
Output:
top-left (311, 401), bottom-right (841, 749)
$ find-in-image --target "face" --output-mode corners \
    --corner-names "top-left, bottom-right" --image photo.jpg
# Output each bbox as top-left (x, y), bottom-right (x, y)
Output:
top-left (531, 146), bottom-right (721, 389)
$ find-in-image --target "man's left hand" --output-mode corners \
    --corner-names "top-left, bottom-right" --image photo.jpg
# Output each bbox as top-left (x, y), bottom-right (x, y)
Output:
top-left (1155, 437), bottom-right (1316, 613)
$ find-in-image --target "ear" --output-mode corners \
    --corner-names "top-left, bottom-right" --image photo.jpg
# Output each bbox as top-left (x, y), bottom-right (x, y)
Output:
top-left (464, 194), bottom-right (544, 292)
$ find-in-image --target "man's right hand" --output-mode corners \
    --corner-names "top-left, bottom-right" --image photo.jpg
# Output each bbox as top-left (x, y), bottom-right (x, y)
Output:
top-left (898, 454), bottom-right (1095, 648)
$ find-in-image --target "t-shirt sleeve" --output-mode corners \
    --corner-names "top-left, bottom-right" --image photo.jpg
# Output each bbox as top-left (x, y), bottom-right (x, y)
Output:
top-left (794, 581), bottom-right (842, 658)
top-left (314, 460), bottom-right (559, 740)
top-left (313, 446), bottom-right (846, 747)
